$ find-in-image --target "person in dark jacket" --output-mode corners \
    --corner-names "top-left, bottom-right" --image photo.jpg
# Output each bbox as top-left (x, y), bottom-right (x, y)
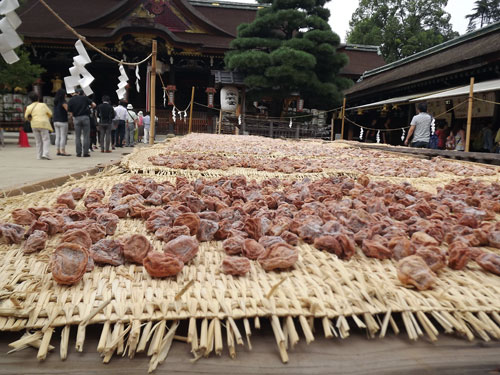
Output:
top-left (67, 88), bottom-right (96, 157)
top-left (96, 95), bottom-right (116, 153)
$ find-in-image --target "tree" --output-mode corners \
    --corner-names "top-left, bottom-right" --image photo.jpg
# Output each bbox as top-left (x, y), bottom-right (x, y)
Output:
top-left (466, 0), bottom-right (500, 32)
top-left (225, 0), bottom-right (352, 115)
top-left (0, 48), bottom-right (45, 92)
top-left (347, 0), bottom-right (459, 63)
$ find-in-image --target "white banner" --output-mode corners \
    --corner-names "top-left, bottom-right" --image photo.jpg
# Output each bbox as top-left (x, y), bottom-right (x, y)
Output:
top-left (64, 40), bottom-right (95, 95)
top-left (0, 0), bottom-right (22, 64)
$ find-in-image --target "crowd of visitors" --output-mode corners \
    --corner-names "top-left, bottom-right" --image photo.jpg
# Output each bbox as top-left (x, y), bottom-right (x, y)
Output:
top-left (23, 89), bottom-right (156, 160)
top-left (360, 102), bottom-right (499, 153)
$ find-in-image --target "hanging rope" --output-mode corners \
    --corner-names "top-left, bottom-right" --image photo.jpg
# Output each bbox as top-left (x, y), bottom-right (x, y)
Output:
top-left (473, 96), bottom-right (500, 106)
top-left (344, 99), bottom-right (468, 132)
top-left (38, 0), bottom-right (151, 66)
top-left (193, 101), bottom-right (343, 121)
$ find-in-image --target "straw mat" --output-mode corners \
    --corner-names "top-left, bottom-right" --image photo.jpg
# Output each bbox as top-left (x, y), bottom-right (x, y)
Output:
top-left (1, 167), bottom-right (500, 370)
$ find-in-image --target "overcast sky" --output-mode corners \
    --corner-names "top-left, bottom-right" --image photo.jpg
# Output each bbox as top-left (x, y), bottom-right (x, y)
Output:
top-left (221, 0), bottom-right (478, 42)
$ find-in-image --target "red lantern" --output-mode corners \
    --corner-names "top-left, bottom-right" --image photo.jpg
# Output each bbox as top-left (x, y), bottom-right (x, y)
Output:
top-left (205, 87), bottom-right (216, 108)
top-left (297, 98), bottom-right (304, 112)
top-left (166, 85), bottom-right (176, 106)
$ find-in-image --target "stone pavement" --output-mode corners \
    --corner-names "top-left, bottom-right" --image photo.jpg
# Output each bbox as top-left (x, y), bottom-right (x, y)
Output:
top-left (0, 131), bottom-right (163, 191)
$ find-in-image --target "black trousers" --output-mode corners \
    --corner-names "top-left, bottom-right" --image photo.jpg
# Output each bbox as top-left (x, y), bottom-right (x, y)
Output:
top-left (116, 120), bottom-right (126, 147)
top-left (99, 123), bottom-right (112, 152)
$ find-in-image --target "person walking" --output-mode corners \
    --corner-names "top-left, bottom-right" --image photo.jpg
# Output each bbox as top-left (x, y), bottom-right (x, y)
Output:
top-left (67, 88), bottom-right (95, 157)
top-left (96, 95), bottom-right (115, 153)
top-left (114, 101), bottom-right (127, 147)
top-left (53, 88), bottom-right (71, 156)
top-left (24, 92), bottom-right (53, 160)
top-left (143, 112), bottom-right (151, 144)
top-left (404, 102), bottom-right (432, 148)
top-left (137, 111), bottom-right (144, 143)
top-left (125, 104), bottom-right (138, 147)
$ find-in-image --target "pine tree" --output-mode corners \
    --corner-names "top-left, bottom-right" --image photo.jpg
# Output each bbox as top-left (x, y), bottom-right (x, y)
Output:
top-left (225, 0), bottom-right (351, 115)
top-left (0, 48), bottom-right (45, 92)
top-left (347, 0), bottom-right (458, 63)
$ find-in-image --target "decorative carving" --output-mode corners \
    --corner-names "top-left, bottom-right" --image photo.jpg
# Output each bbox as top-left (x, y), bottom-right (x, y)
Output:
top-left (144, 0), bottom-right (167, 16)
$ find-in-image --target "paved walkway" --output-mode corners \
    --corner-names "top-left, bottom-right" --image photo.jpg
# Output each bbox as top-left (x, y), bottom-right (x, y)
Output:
top-left (0, 131), bottom-right (162, 191)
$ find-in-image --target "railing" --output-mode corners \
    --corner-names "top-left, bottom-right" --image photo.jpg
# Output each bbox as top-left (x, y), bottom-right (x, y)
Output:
top-left (145, 109), bottom-right (330, 140)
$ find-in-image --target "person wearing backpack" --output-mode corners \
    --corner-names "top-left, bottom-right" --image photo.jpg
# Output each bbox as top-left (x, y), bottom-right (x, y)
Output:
top-left (125, 104), bottom-right (138, 147)
top-left (96, 95), bottom-right (116, 153)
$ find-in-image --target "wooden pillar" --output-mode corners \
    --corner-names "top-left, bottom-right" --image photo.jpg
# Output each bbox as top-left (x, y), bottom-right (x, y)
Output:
top-left (269, 121), bottom-right (273, 138)
top-left (241, 89), bottom-right (246, 135)
top-left (188, 86), bottom-right (195, 134)
top-left (340, 97), bottom-right (346, 140)
top-left (295, 122), bottom-right (300, 138)
top-left (217, 109), bottom-right (222, 134)
top-left (149, 40), bottom-right (157, 145)
top-left (330, 115), bottom-right (335, 142)
top-left (465, 77), bottom-right (474, 152)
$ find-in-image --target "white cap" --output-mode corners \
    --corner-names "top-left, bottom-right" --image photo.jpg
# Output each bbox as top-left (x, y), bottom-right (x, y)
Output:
top-left (127, 104), bottom-right (133, 109)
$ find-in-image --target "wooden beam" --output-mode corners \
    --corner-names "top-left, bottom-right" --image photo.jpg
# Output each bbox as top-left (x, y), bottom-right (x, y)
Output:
top-left (149, 40), bottom-right (157, 145)
top-left (217, 109), bottom-right (222, 134)
top-left (188, 86), bottom-right (195, 134)
top-left (340, 97), bottom-right (346, 141)
top-left (465, 77), bottom-right (474, 152)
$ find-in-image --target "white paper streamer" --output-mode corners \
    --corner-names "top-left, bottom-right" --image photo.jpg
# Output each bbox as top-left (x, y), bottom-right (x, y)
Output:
top-left (172, 106), bottom-right (176, 122)
top-left (163, 88), bottom-right (166, 107)
top-left (401, 129), bottom-right (406, 142)
top-left (0, 0), bottom-right (23, 64)
top-left (431, 118), bottom-right (436, 135)
top-left (183, 110), bottom-right (187, 121)
top-left (116, 64), bottom-right (129, 100)
top-left (238, 115), bottom-right (242, 125)
top-left (359, 128), bottom-right (364, 141)
top-left (289, 118), bottom-right (292, 128)
top-left (135, 65), bottom-right (140, 92)
top-left (64, 40), bottom-right (94, 95)
top-left (376, 130), bottom-right (381, 144)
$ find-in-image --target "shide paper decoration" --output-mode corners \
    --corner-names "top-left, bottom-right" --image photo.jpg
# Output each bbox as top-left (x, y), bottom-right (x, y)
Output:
top-left (359, 128), bottom-right (364, 141)
top-left (116, 64), bottom-right (128, 100)
top-left (0, 0), bottom-right (23, 64)
top-left (401, 128), bottom-right (406, 142)
top-left (64, 40), bottom-right (94, 96)
top-left (135, 65), bottom-right (140, 92)
top-left (376, 130), bottom-right (381, 144)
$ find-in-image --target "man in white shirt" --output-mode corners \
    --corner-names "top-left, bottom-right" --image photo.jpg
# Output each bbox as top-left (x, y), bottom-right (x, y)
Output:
top-left (404, 102), bottom-right (432, 148)
top-left (125, 103), bottom-right (138, 147)
top-left (114, 101), bottom-right (128, 147)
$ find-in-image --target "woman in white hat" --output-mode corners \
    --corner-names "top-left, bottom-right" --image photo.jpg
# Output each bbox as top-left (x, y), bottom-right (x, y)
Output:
top-left (125, 103), bottom-right (138, 147)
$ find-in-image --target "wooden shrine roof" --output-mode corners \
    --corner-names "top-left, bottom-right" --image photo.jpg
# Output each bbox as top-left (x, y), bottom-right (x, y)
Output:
top-left (17, 0), bottom-right (256, 52)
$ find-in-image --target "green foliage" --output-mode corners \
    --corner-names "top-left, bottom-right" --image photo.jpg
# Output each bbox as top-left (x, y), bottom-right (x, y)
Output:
top-left (346, 0), bottom-right (459, 63)
top-left (0, 48), bottom-right (45, 91)
top-left (466, 0), bottom-right (500, 32)
top-left (225, 0), bottom-right (350, 113)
